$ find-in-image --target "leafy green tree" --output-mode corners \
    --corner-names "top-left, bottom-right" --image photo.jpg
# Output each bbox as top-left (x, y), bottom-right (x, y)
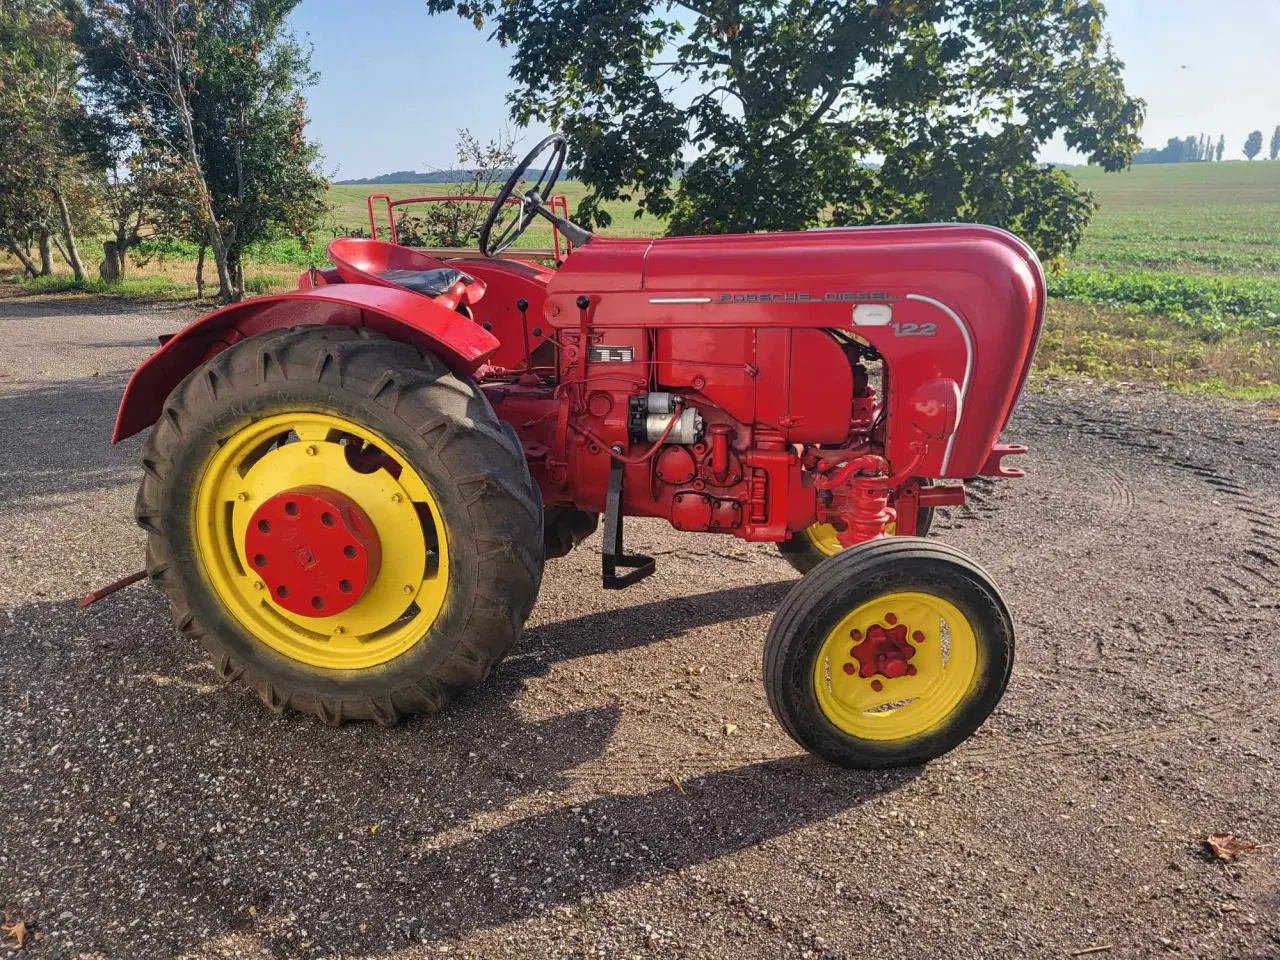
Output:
top-left (1243, 130), bottom-right (1263, 160)
top-left (1216, 135), bottom-right (1225, 162)
top-left (78, 0), bottom-right (329, 302)
top-left (1270, 126), bottom-right (1280, 162)
top-left (0, 1), bottom-right (97, 281)
top-left (428, 0), bottom-right (1144, 265)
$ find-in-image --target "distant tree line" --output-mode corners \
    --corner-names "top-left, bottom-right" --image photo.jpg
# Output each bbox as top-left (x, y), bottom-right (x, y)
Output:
top-left (1134, 128), bottom-right (1280, 164)
top-left (0, 0), bottom-right (329, 303)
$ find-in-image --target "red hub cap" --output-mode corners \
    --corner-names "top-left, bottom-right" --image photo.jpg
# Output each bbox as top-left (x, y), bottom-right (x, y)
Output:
top-left (243, 486), bottom-right (382, 618)
top-left (844, 612), bottom-right (923, 683)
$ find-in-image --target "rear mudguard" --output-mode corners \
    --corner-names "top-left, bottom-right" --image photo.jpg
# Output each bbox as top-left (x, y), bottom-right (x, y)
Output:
top-left (111, 284), bottom-right (500, 443)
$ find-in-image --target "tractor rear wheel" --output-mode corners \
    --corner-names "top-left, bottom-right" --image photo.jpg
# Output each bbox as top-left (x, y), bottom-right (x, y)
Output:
top-left (764, 538), bottom-right (1012, 768)
top-left (544, 506), bottom-right (599, 559)
top-left (777, 480), bottom-right (935, 575)
top-left (135, 326), bottom-right (543, 725)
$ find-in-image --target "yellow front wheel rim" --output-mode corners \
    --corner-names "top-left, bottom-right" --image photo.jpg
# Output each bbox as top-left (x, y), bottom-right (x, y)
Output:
top-left (812, 591), bottom-right (978, 741)
top-left (194, 412), bottom-right (450, 670)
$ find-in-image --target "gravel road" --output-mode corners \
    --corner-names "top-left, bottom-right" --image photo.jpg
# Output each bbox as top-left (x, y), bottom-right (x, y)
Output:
top-left (1, 295), bottom-right (1277, 960)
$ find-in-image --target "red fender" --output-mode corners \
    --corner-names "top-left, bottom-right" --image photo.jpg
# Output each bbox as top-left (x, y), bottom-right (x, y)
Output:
top-left (111, 284), bottom-right (500, 443)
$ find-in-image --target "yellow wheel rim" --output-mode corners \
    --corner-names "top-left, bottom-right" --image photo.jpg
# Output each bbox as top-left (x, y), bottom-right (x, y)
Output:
top-left (804, 519), bottom-right (897, 556)
top-left (194, 412), bottom-right (449, 670)
top-left (812, 591), bottom-right (978, 741)
top-left (803, 523), bottom-right (845, 557)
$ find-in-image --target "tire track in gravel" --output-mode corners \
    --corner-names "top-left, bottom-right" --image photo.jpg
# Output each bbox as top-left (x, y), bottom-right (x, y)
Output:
top-left (1063, 410), bottom-right (1280, 610)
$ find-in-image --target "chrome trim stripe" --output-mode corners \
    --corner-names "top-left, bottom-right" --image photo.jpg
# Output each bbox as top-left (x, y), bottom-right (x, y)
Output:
top-left (906, 293), bottom-right (973, 475)
top-left (648, 296), bottom-right (712, 304)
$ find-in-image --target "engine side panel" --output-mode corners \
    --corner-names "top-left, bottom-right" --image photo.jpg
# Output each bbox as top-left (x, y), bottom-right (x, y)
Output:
top-left (545, 226), bottom-right (1042, 478)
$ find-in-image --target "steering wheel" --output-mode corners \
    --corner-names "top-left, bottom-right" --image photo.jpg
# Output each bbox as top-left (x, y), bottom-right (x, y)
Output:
top-left (478, 133), bottom-right (567, 258)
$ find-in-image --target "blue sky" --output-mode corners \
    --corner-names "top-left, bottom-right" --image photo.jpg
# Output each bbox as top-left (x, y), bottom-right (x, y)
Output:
top-left (290, 0), bottom-right (1280, 180)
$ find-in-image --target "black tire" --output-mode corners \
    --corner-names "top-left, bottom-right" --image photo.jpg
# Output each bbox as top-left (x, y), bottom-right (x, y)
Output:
top-left (764, 537), bottom-right (1013, 769)
top-left (544, 506), bottom-right (599, 559)
top-left (135, 325), bottom-right (544, 726)
top-left (777, 487), bottom-right (935, 576)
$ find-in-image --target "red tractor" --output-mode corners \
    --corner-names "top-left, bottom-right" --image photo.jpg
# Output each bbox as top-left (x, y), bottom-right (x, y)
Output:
top-left (109, 135), bottom-right (1039, 768)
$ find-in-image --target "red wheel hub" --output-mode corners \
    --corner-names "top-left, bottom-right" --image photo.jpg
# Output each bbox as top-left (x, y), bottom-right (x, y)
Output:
top-left (844, 612), bottom-right (923, 681)
top-left (243, 486), bottom-right (382, 618)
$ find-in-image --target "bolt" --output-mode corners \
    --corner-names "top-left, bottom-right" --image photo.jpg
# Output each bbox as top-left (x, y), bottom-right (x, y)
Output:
top-left (334, 626), bottom-right (345, 636)
top-left (253, 580), bottom-right (265, 591)
top-left (391, 493), bottom-right (403, 503)
top-left (236, 492), bottom-right (249, 502)
top-left (305, 445), bottom-right (318, 456)
top-left (403, 585), bottom-right (414, 595)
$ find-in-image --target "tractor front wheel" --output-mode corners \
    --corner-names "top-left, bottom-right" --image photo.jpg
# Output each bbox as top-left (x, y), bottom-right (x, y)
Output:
top-left (764, 538), bottom-right (1012, 768)
top-left (135, 326), bottom-right (544, 725)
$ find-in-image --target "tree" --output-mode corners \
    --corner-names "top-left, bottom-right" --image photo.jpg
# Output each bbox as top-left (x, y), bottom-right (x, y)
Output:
top-left (0, 1), bottom-right (97, 281)
top-left (1270, 126), bottom-right (1280, 161)
top-left (1216, 135), bottom-right (1225, 162)
top-left (1130, 135), bottom-right (1206, 164)
top-left (79, 0), bottom-right (329, 302)
top-left (427, 0), bottom-right (1144, 264)
top-left (1243, 130), bottom-right (1263, 160)
top-left (395, 129), bottom-right (520, 248)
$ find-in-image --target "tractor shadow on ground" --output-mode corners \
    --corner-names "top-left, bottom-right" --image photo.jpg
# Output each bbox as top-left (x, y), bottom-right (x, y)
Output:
top-left (0, 372), bottom-right (140, 512)
top-left (507, 579), bottom-right (793, 677)
top-left (382, 757), bottom-right (915, 948)
top-left (1, 582), bottom-right (893, 956)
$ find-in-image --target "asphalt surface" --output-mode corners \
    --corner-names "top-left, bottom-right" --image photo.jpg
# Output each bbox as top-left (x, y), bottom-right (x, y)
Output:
top-left (1, 295), bottom-right (1277, 960)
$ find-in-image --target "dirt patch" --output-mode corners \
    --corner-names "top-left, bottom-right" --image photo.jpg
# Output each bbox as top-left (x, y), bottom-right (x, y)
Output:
top-left (1, 297), bottom-right (1277, 959)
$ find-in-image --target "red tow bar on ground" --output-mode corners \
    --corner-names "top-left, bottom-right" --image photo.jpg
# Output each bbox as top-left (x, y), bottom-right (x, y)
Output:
top-left (79, 570), bottom-right (147, 609)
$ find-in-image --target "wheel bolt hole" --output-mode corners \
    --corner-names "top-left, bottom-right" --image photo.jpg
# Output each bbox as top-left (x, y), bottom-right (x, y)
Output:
top-left (343, 545), bottom-right (357, 559)
top-left (310, 596), bottom-right (324, 610)
top-left (275, 585), bottom-right (290, 599)
top-left (338, 579), bottom-right (353, 594)
top-left (321, 512), bottom-right (335, 527)
top-left (284, 501), bottom-right (299, 517)
top-left (257, 519), bottom-right (271, 534)
top-left (253, 554), bottom-right (267, 567)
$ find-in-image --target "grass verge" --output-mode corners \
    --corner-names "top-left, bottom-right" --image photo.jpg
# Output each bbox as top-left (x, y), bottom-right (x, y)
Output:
top-left (1037, 301), bottom-right (1280, 402)
top-left (1, 261), bottom-right (294, 301)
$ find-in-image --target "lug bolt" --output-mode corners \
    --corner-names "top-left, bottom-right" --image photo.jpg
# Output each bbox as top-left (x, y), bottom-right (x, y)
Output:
top-left (403, 585), bottom-right (414, 595)
top-left (253, 580), bottom-right (265, 591)
top-left (334, 626), bottom-right (345, 636)
top-left (391, 493), bottom-right (403, 503)
top-left (305, 445), bottom-right (318, 456)
top-left (236, 492), bottom-right (249, 502)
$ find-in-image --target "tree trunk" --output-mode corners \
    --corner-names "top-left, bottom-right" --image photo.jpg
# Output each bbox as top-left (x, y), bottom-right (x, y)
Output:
top-left (205, 223), bottom-right (235, 302)
top-left (3, 238), bottom-right (39, 278)
top-left (114, 226), bottom-right (129, 278)
top-left (51, 188), bottom-right (85, 283)
top-left (231, 257), bottom-right (244, 300)
top-left (195, 243), bottom-right (206, 299)
top-left (38, 228), bottom-right (53, 275)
